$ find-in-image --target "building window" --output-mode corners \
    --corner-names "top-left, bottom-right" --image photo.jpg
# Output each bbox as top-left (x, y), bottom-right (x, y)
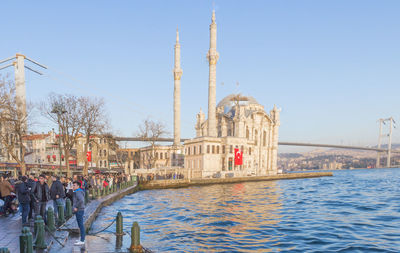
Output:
top-left (246, 127), bottom-right (249, 139)
top-left (207, 145), bottom-right (210, 154)
top-left (165, 152), bottom-right (168, 159)
top-left (188, 147), bottom-right (191, 155)
top-left (217, 146), bottom-right (219, 154)
top-left (255, 130), bottom-right (258, 145)
top-left (222, 145), bottom-right (225, 154)
top-left (160, 153), bottom-right (163, 159)
top-left (249, 147), bottom-right (252, 155)
top-left (222, 157), bottom-right (225, 170)
top-left (212, 145), bottom-right (215, 154)
top-left (194, 146), bottom-right (196, 155)
top-left (103, 149), bottom-right (107, 157)
top-left (100, 160), bottom-right (103, 167)
top-left (241, 145), bottom-right (244, 152)
top-left (156, 152), bottom-right (159, 159)
top-left (199, 145), bottom-right (202, 154)
top-left (230, 145), bottom-right (233, 154)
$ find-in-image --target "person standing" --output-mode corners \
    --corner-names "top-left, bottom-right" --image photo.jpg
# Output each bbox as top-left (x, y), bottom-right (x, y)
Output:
top-left (72, 181), bottom-right (85, 246)
top-left (0, 175), bottom-right (15, 216)
top-left (50, 175), bottom-right (65, 219)
top-left (27, 174), bottom-right (36, 221)
top-left (16, 176), bottom-right (31, 226)
top-left (32, 174), bottom-right (50, 222)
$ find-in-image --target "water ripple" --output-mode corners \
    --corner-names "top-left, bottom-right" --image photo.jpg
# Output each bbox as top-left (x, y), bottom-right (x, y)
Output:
top-left (91, 168), bottom-right (400, 252)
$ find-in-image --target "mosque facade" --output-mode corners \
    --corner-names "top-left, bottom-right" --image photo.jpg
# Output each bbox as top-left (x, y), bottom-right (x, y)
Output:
top-left (180, 11), bottom-right (281, 178)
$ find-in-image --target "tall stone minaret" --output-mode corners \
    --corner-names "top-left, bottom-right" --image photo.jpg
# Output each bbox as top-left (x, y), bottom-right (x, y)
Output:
top-left (173, 28), bottom-right (183, 146)
top-left (207, 10), bottom-right (219, 137)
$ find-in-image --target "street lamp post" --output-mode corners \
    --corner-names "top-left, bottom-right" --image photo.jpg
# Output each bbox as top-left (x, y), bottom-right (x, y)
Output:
top-left (51, 104), bottom-right (67, 176)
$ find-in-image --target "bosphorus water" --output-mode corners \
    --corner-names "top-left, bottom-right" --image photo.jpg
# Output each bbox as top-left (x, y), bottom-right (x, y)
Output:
top-left (91, 168), bottom-right (400, 252)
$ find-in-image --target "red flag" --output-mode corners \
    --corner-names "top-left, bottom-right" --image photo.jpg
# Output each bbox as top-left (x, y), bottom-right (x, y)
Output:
top-left (86, 151), bottom-right (92, 162)
top-left (234, 148), bottom-right (243, 165)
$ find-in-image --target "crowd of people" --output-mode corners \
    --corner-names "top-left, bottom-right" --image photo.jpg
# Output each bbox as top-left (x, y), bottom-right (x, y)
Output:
top-left (0, 172), bottom-right (132, 246)
top-left (0, 173), bottom-right (131, 223)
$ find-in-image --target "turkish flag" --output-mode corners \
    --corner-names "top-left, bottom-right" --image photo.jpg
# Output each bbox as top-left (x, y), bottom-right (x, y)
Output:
top-left (234, 148), bottom-right (243, 165)
top-left (86, 151), bottom-right (92, 162)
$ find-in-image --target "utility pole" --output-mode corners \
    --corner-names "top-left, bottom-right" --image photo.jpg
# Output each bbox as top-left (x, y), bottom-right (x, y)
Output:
top-left (51, 104), bottom-right (67, 175)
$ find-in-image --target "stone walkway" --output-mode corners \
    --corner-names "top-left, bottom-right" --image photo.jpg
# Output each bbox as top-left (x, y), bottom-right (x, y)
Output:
top-left (0, 212), bottom-right (23, 252)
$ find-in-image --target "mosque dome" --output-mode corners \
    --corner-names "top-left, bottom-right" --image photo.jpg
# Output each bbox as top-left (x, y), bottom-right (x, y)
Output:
top-left (217, 94), bottom-right (260, 108)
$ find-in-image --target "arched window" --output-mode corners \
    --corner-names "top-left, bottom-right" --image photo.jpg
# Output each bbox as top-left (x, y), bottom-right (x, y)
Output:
top-left (103, 149), bottom-right (107, 156)
top-left (160, 153), bottom-right (163, 159)
top-left (212, 145), bottom-right (215, 154)
top-left (246, 127), bottom-right (249, 139)
top-left (100, 160), bottom-right (103, 167)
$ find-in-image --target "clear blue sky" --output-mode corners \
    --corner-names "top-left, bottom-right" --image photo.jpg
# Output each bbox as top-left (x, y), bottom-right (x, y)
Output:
top-left (1, 1), bottom-right (399, 151)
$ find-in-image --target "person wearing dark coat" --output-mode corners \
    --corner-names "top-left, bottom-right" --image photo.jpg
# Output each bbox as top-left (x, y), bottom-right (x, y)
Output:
top-left (16, 176), bottom-right (31, 225)
top-left (50, 175), bottom-right (65, 219)
top-left (32, 174), bottom-right (50, 222)
top-left (27, 174), bottom-right (36, 220)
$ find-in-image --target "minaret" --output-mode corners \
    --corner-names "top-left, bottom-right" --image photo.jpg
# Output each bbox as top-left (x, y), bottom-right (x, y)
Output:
top-left (207, 10), bottom-right (219, 137)
top-left (173, 28), bottom-right (183, 146)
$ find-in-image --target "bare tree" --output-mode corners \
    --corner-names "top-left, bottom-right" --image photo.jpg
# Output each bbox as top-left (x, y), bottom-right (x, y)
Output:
top-left (80, 97), bottom-right (108, 175)
top-left (41, 93), bottom-right (83, 177)
top-left (137, 119), bottom-right (168, 169)
top-left (0, 77), bottom-right (32, 175)
top-left (104, 133), bottom-right (128, 169)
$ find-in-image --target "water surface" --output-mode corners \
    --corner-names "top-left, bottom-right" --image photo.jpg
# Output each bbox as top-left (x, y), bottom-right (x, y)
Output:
top-left (91, 168), bottom-right (400, 252)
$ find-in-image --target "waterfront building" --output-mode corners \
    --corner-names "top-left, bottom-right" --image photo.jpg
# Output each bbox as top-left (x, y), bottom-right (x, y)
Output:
top-left (183, 11), bottom-right (280, 178)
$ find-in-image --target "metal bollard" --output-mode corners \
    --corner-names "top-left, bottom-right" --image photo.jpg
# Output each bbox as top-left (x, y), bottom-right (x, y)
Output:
top-left (0, 248), bottom-right (10, 253)
top-left (85, 190), bottom-right (89, 204)
top-left (58, 202), bottom-right (65, 225)
top-left (19, 227), bottom-right (33, 253)
top-left (65, 198), bottom-right (72, 219)
top-left (91, 189), bottom-right (96, 200)
top-left (116, 212), bottom-right (123, 236)
top-left (47, 207), bottom-right (56, 232)
top-left (34, 216), bottom-right (47, 249)
top-left (129, 222), bottom-right (142, 252)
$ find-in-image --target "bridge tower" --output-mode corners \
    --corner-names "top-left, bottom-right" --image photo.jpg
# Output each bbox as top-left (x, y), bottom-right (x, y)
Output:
top-left (0, 53), bottom-right (47, 130)
top-left (376, 117), bottom-right (396, 168)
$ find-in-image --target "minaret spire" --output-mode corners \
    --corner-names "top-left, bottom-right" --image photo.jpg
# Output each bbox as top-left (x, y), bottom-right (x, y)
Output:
top-left (173, 27), bottom-right (183, 146)
top-left (207, 10), bottom-right (219, 137)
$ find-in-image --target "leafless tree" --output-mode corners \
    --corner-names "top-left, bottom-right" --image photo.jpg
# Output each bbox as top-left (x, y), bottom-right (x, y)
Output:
top-left (41, 93), bottom-right (83, 177)
top-left (104, 133), bottom-right (128, 169)
top-left (137, 119), bottom-right (168, 169)
top-left (0, 77), bottom-right (32, 175)
top-left (80, 96), bottom-right (109, 175)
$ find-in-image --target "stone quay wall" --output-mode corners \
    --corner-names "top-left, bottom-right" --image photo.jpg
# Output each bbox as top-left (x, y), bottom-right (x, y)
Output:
top-left (138, 172), bottom-right (333, 190)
